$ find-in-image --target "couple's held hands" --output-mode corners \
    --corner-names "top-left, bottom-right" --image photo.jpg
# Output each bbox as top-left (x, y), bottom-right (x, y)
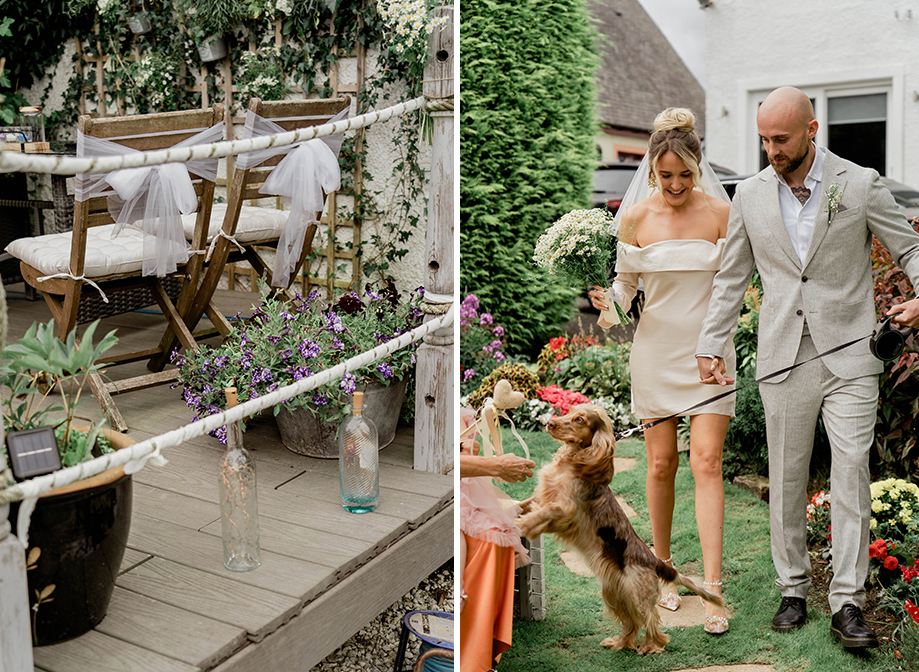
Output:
top-left (886, 297), bottom-right (919, 330)
top-left (589, 284), bottom-right (615, 311)
top-left (697, 356), bottom-right (736, 386)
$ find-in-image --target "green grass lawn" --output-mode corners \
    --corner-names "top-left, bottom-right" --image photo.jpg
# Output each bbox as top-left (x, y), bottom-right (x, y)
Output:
top-left (493, 428), bottom-right (906, 672)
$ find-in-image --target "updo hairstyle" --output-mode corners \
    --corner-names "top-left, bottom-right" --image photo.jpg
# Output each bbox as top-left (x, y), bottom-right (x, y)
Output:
top-left (647, 107), bottom-right (703, 191)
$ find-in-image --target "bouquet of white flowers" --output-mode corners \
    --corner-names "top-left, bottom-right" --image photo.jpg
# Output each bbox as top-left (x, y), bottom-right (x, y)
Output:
top-left (533, 208), bottom-right (630, 327)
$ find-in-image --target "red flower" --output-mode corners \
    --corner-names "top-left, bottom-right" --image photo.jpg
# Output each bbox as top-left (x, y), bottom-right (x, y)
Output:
top-left (906, 600), bottom-right (919, 625)
top-left (869, 539), bottom-right (888, 560)
top-left (884, 555), bottom-right (899, 571)
top-left (549, 337), bottom-right (567, 351)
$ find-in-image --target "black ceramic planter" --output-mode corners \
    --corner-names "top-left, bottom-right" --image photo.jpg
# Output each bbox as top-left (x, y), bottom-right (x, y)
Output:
top-left (9, 429), bottom-right (134, 646)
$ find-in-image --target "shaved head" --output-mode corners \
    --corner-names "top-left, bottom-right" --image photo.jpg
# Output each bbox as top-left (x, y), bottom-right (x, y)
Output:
top-left (758, 86), bottom-right (815, 129)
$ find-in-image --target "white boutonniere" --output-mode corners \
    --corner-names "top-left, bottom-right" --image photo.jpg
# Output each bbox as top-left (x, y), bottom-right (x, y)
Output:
top-left (825, 183), bottom-right (844, 223)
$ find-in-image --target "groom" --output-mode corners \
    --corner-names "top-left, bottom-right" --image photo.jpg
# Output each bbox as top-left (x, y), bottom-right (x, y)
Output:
top-left (695, 86), bottom-right (919, 649)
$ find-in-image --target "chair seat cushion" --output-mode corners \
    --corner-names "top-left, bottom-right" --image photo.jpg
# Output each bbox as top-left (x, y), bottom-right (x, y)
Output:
top-left (181, 203), bottom-right (288, 244)
top-left (6, 224), bottom-right (150, 278)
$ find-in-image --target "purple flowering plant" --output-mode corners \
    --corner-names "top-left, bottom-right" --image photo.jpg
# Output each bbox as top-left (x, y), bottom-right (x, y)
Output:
top-left (173, 279), bottom-right (425, 441)
top-left (459, 293), bottom-right (508, 396)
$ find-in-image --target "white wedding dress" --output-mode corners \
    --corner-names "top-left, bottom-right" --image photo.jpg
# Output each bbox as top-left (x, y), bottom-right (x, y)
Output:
top-left (614, 237), bottom-right (737, 420)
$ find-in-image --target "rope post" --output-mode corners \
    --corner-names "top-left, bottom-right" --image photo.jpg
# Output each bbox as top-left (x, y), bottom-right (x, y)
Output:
top-left (414, 6), bottom-right (455, 474)
top-left (0, 284), bottom-right (34, 671)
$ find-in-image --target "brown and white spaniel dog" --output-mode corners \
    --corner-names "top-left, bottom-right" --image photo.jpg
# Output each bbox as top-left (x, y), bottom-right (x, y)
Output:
top-left (516, 403), bottom-right (723, 654)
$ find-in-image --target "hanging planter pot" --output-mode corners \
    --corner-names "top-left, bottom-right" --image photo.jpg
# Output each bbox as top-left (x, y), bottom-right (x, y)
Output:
top-left (198, 34), bottom-right (228, 63)
top-left (9, 427), bottom-right (135, 646)
top-left (275, 379), bottom-right (408, 458)
top-left (128, 13), bottom-right (151, 34)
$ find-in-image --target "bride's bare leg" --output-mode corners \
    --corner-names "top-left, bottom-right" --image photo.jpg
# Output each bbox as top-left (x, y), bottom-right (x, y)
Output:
top-left (645, 418), bottom-right (681, 610)
top-left (689, 413), bottom-right (731, 632)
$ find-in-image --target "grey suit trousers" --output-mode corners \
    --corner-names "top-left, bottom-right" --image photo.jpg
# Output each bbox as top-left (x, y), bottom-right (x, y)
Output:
top-left (758, 334), bottom-right (878, 613)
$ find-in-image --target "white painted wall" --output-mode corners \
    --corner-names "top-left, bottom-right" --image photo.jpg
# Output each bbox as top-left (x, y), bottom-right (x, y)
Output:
top-left (704, 0), bottom-right (919, 185)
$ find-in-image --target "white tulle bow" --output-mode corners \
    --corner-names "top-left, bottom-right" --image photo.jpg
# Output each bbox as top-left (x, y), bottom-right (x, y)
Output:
top-left (76, 124), bottom-right (223, 277)
top-left (235, 107), bottom-right (349, 287)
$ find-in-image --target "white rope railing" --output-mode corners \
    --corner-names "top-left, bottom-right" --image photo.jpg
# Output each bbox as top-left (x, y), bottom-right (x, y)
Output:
top-left (0, 96), bottom-right (427, 176)
top-left (0, 304), bottom-right (453, 506)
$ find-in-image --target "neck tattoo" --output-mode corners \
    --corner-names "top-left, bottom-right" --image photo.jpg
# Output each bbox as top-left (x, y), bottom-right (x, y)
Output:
top-left (791, 185), bottom-right (811, 206)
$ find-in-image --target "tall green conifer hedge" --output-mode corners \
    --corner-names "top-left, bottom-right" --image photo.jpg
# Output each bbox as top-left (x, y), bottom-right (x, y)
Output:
top-left (460, 0), bottom-right (599, 354)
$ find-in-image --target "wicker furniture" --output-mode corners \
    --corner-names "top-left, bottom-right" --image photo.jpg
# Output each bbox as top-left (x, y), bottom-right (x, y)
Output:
top-left (7, 105), bottom-right (224, 431)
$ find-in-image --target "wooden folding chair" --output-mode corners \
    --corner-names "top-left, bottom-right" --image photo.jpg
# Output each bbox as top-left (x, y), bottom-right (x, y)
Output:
top-left (151, 96), bottom-right (351, 369)
top-left (7, 105), bottom-right (224, 431)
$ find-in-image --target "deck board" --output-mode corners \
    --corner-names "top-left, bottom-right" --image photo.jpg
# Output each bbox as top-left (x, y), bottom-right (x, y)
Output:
top-left (33, 630), bottom-right (198, 672)
top-left (117, 558), bottom-right (300, 642)
top-left (4, 284), bottom-right (454, 671)
top-left (95, 587), bottom-right (248, 669)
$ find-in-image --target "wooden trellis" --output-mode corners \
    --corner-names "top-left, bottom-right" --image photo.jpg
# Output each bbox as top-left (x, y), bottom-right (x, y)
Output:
top-left (73, 17), bottom-right (367, 298)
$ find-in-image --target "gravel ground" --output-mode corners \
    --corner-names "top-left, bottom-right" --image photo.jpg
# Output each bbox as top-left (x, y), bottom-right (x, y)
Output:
top-left (311, 563), bottom-right (455, 671)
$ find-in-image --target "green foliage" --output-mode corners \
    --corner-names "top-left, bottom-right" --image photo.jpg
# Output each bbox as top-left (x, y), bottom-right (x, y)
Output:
top-left (871, 224), bottom-right (919, 476)
top-left (0, 319), bottom-right (118, 464)
top-left (545, 343), bottom-right (632, 409)
top-left (734, 271), bottom-right (762, 379)
top-left (174, 0), bottom-right (247, 38)
top-left (235, 46), bottom-right (289, 107)
top-left (466, 363), bottom-right (540, 411)
top-left (460, 0), bottom-right (598, 353)
top-left (721, 376), bottom-right (769, 480)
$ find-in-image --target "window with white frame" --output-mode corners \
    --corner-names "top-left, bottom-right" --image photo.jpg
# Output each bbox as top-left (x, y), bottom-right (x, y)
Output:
top-left (751, 84), bottom-right (892, 176)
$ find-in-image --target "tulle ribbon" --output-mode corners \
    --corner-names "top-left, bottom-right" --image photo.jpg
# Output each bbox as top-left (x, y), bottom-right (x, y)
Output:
top-left (235, 107), bottom-right (349, 288)
top-left (76, 124), bottom-right (223, 277)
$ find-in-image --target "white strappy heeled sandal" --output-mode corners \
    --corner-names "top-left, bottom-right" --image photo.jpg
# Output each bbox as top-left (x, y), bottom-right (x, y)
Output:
top-left (657, 556), bottom-right (681, 611)
top-left (701, 580), bottom-right (729, 634)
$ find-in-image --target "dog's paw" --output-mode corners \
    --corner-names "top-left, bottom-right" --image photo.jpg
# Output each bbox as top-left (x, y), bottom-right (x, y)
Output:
top-left (637, 633), bottom-right (669, 655)
top-left (600, 636), bottom-right (632, 650)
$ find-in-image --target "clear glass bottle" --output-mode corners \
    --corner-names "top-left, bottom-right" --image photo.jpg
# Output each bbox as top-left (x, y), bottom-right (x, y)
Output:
top-left (219, 387), bottom-right (260, 571)
top-left (338, 391), bottom-right (380, 513)
top-left (17, 106), bottom-right (44, 143)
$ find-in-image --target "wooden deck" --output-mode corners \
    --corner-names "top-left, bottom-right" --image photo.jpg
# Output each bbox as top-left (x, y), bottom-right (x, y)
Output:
top-left (2, 283), bottom-right (454, 672)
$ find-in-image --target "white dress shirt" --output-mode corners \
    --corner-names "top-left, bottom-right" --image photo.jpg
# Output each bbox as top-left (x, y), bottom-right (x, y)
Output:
top-left (775, 144), bottom-right (826, 263)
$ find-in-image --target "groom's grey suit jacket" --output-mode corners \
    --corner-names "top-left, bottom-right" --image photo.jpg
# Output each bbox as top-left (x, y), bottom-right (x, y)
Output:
top-left (698, 149), bottom-right (919, 382)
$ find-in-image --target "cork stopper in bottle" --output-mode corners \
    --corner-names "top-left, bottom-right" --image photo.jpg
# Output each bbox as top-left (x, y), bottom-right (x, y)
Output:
top-left (353, 391), bottom-right (364, 414)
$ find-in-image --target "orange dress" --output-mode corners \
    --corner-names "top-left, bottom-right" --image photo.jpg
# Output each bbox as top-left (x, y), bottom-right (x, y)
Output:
top-left (459, 474), bottom-right (530, 672)
top-left (460, 534), bottom-right (516, 671)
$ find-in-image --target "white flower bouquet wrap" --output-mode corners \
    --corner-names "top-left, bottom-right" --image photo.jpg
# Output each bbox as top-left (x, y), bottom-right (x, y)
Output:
top-left (533, 208), bottom-right (630, 328)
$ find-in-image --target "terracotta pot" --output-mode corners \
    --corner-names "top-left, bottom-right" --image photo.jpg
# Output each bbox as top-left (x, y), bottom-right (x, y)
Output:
top-left (275, 378), bottom-right (407, 458)
top-left (9, 427), bottom-right (134, 646)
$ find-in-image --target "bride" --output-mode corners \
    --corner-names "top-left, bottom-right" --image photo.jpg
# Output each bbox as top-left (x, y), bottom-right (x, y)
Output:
top-left (589, 107), bottom-right (735, 634)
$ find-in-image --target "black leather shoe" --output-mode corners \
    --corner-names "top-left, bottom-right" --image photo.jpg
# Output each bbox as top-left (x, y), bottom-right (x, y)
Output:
top-left (771, 596), bottom-right (807, 632)
top-left (831, 603), bottom-right (879, 649)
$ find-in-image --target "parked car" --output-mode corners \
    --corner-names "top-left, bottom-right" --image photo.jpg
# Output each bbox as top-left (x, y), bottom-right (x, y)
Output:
top-left (592, 161), bottom-right (641, 213)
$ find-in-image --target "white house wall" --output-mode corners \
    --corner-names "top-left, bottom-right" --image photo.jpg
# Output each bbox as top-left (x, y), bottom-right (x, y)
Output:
top-left (705, 0), bottom-right (919, 185)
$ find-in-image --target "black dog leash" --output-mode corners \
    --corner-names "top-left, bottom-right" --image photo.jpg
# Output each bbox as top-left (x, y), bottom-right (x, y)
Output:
top-left (613, 333), bottom-right (873, 441)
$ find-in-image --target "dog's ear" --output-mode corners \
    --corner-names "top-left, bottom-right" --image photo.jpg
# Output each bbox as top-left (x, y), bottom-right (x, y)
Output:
top-left (572, 409), bottom-right (616, 484)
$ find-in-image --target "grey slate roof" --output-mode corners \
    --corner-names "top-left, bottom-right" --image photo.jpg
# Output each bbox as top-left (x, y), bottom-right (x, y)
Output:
top-left (590, 0), bottom-right (706, 137)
